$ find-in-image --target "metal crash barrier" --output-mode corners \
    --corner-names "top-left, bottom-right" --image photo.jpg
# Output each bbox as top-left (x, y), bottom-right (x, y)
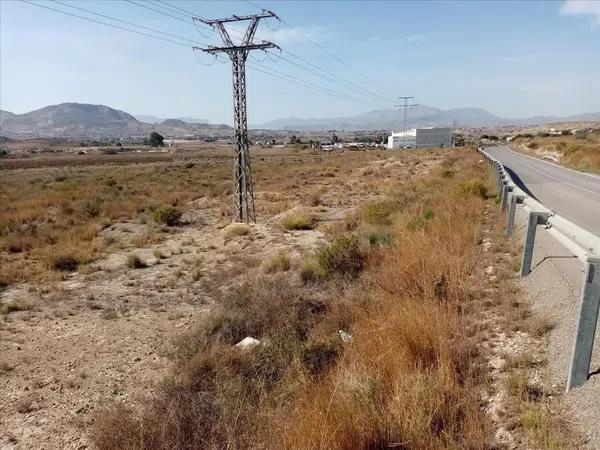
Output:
top-left (478, 147), bottom-right (600, 392)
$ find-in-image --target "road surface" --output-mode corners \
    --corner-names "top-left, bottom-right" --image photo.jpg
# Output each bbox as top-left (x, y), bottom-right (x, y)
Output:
top-left (485, 146), bottom-right (600, 235)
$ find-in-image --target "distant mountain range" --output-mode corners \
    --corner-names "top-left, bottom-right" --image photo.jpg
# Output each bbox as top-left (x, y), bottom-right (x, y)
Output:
top-left (257, 105), bottom-right (600, 131)
top-left (0, 103), bottom-right (231, 139)
top-left (1, 102), bottom-right (598, 139)
top-left (135, 115), bottom-right (208, 124)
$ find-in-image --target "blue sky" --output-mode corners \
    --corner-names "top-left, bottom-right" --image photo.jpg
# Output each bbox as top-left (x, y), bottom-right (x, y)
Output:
top-left (1, 0), bottom-right (599, 124)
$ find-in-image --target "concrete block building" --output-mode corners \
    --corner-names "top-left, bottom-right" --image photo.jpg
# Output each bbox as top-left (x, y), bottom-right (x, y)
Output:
top-left (387, 127), bottom-right (452, 149)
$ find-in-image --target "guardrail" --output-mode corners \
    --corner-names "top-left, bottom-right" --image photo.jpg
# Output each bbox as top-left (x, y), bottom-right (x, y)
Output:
top-left (478, 146), bottom-right (600, 392)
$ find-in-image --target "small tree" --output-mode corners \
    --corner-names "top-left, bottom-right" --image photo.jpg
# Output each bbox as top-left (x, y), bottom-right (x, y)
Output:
top-left (148, 132), bottom-right (164, 147)
top-left (332, 133), bottom-right (339, 143)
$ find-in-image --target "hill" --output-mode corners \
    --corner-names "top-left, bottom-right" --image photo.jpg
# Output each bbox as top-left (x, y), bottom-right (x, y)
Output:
top-left (258, 105), bottom-right (600, 131)
top-left (0, 103), bottom-right (232, 139)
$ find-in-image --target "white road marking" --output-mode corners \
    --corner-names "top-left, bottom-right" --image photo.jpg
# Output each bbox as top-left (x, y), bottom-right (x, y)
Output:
top-left (491, 148), bottom-right (600, 199)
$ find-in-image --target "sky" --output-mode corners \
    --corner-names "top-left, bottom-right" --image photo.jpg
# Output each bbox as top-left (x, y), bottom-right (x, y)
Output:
top-left (1, 0), bottom-right (599, 125)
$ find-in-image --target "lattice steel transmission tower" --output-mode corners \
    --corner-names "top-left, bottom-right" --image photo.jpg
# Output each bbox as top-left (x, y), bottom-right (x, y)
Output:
top-left (195, 12), bottom-right (279, 223)
top-left (394, 96), bottom-right (417, 148)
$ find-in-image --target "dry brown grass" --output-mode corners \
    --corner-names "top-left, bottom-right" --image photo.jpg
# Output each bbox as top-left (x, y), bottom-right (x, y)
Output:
top-left (90, 149), bottom-right (495, 450)
top-left (514, 129), bottom-right (600, 173)
top-left (0, 146), bottom-right (388, 287)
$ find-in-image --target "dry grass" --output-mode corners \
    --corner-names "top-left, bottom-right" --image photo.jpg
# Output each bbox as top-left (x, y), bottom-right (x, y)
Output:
top-left (1, 146), bottom-right (387, 286)
top-left (223, 223), bottom-right (251, 239)
top-left (91, 149), bottom-right (495, 450)
top-left (514, 129), bottom-right (600, 173)
top-left (281, 210), bottom-right (315, 230)
top-left (263, 250), bottom-right (291, 273)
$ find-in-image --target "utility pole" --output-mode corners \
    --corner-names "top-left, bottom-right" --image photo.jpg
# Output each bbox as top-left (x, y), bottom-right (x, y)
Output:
top-left (394, 96), bottom-right (416, 148)
top-left (194, 12), bottom-right (279, 223)
top-left (451, 121), bottom-right (459, 148)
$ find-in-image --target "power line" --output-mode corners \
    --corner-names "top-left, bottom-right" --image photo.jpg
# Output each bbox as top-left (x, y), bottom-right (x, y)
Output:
top-left (131, 0), bottom-right (391, 106)
top-left (244, 0), bottom-right (371, 80)
top-left (124, 0), bottom-right (193, 25)
top-left (50, 0), bottom-right (205, 46)
top-left (277, 49), bottom-right (390, 103)
top-left (22, 0), bottom-right (387, 110)
top-left (247, 62), bottom-right (372, 104)
top-left (265, 50), bottom-right (390, 106)
top-left (22, 0), bottom-right (191, 47)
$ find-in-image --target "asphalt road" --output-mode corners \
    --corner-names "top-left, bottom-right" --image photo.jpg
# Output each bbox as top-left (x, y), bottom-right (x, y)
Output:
top-left (485, 146), bottom-right (600, 235)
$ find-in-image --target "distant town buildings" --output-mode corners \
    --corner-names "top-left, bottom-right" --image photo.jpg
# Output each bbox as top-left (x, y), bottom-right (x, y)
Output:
top-left (387, 127), bottom-right (453, 149)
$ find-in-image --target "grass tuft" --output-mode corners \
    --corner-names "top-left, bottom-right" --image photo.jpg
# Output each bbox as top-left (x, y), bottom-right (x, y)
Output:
top-left (281, 210), bottom-right (315, 230)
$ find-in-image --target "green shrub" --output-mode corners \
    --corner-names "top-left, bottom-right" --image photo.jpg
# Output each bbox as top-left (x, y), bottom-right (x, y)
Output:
top-left (457, 179), bottom-right (488, 199)
top-left (281, 210), bottom-right (315, 230)
top-left (317, 235), bottom-right (365, 279)
top-left (406, 216), bottom-right (426, 231)
top-left (366, 229), bottom-right (394, 247)
top-left (152, 205), bottom-right (183, 226)
top-left (422, 207), bottom-right (435, 221)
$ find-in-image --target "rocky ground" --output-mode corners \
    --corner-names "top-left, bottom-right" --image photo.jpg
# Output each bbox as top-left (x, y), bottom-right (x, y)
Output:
top-left (0, 150), bottom-right (439, 449)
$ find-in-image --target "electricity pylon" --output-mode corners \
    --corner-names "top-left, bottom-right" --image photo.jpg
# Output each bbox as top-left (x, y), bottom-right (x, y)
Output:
top-left (394, 96), bottom-right (416, 148)
top-left (195, 12), bottom-right (279, 223)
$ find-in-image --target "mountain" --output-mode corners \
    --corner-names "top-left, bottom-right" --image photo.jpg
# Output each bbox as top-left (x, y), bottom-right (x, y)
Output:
top-left (136, 115), bottom-right (208, 124)
top-left (0, 103), bottom-right (231, 139)
top-left (258, 105), bottom-right (600, 131)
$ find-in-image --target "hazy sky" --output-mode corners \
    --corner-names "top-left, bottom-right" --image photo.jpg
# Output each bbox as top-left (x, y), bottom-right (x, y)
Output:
top-left (1, 0), bottom-right (599, 124)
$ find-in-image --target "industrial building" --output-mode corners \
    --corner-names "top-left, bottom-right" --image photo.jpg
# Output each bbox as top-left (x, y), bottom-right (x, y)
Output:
top-left (387, 127), bottom-right (452, 149)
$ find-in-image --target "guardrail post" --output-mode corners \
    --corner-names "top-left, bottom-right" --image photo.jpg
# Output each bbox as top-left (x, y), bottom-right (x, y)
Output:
top-left (501, 184), bottom-right (513, 213)
top-left (506, 194), bottom-right (523, 237)
top-left (521, 212), bottom-right (549, 276)
top-left (567, 258), bottom-right (600, 391)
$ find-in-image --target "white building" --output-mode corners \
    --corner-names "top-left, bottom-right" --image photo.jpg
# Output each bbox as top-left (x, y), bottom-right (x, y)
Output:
top-left (387, 127), bottom-right (452, 149)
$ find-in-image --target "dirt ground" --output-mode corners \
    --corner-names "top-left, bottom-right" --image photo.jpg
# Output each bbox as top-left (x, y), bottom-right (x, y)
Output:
top-left (0, 146), bottom-right (440, 449)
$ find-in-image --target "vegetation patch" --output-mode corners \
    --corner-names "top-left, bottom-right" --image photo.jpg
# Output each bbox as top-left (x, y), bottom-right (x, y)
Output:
top-left (152, 205), bottom-right (183, 226)
top-left (263, 250), bottom-right (291, 273)
top-left (281, 210), bottom-right (315, 230)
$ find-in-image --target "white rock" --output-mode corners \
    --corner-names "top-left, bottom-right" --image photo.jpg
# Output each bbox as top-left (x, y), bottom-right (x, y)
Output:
top-left (234, 336), bottom-right (261, 350)
top-left (338, 330), bottom-right (353, 343)
top-left (485, 266), bottom-right (495, 275)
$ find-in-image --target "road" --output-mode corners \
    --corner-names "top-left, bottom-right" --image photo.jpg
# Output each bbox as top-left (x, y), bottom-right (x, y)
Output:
top-left (485, 146), bottom-right (600, 235)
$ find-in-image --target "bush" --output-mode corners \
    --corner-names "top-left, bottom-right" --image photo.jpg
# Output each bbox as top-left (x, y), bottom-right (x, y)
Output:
top-left (299, 257), bottom-right (325, 283)
top-left (457, 179), bottom-right (488, 199)
top-left (301, 337), bottom-right (340, 376)
top-left (361, 200), bottom-right (394, 225)
top-left (527, 142), bottom-right (538, 149)
top-left (126, 254), bottom-right (146, 269)
top-left (305, 191), bottom-right (321, 207)
top-left (81, 197), bottom-right (103, 218)
top-left (367, 229), bottom-right (394, 247)
top-left (317, 235), bottom-right (366, 279)
top-left (281, 210), bottom-right (315, 230)
top-left (406, 216), bottom-right (426, 231)
top-left (153, 205), bottom-right (183, 226)
top-left (50, 254), bottom-right (80, 272)
top-left (224, 223), bottom-right (250, 239)
top-left (263, 250), bottom-right (291, 273)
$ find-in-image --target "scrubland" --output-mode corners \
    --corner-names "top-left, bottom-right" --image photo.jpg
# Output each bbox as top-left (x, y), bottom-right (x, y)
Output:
top-left (1, 145), bottom-right (572, 449)
top-left (92, 149), bottom-right (492, 449)
top-left (513, 127), bottom-right (600, 173)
